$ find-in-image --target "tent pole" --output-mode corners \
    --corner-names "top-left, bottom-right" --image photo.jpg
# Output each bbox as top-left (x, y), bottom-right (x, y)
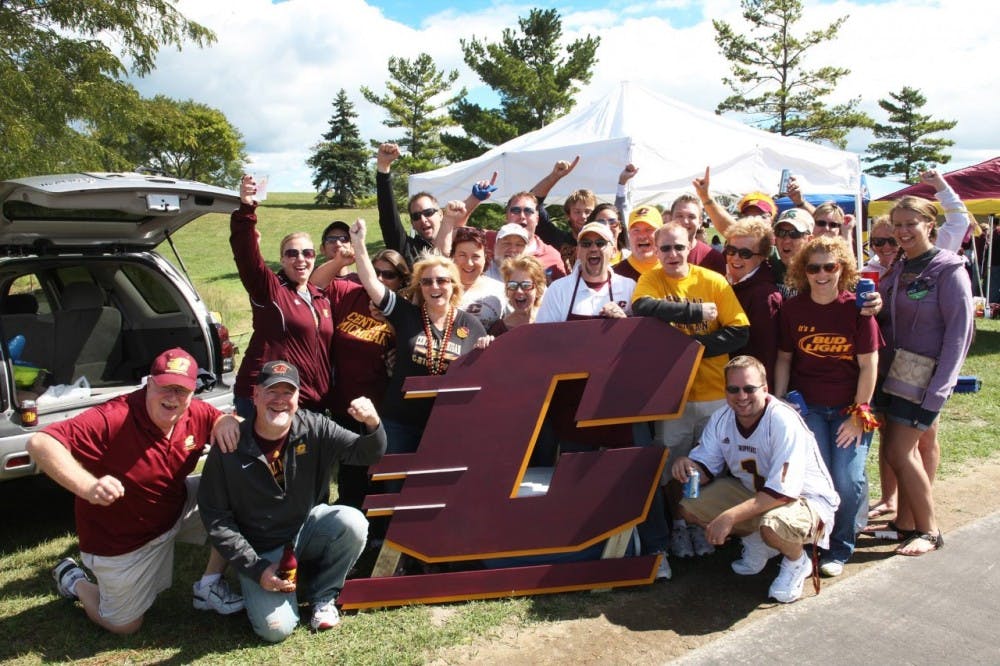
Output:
top-left (988, 215), bottom-right (996, 305)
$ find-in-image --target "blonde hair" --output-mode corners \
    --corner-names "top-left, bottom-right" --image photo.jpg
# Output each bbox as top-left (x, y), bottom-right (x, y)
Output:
top-left (279, 232), bottom-right (312, 254)
top-left (889, 196), bottom-right (937, 224)
top-left (724, 217), bottom-right (774, 259)
top-left (813, 201), bottom-right (846, 224)
top-left (786, 235), bottom-right (859, 294)
top-left (406, 252), bottom-right (463, 307)
top-left (500, 256), bottom-right (546, 308)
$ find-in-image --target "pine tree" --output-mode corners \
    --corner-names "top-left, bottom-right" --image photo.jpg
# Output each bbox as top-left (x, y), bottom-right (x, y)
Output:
top-left (445, 8), bottom-right (600, 161)
top-left (307, 90), bottom-right (372, 207)
top-left (864, 86), bottom-right (957, 182)
top-left (714, 0), bottom-right (871, 147)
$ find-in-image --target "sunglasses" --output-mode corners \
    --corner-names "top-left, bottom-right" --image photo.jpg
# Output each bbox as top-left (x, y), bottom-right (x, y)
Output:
top-left (283, 248), bottom-right (316, 259)
top-left (774, 228), bottom-right (807, 239)
top-left (375, 269), bottom-right (401, 281)
top-left (725, 384), bottom-right (763, 395)
top-left (508, 206), bottom-right (536, 216)
top-left (323, 234), bottom-right (350, 244)
top-left (505, 280), bottom-right (535, 292)
top-left (659, 243), bottom-right (688, 253)
top-left (409, 208), bottom-right (439, 221)
top-left (805, 262), bottom-right (840, 275)
top-left (579, 238), bottom-right (610, 249)
top-left (419, 276), bottom-right (453, 287)
top-left (814, 219), bottom-right (841, 230)
top-left (871, 237), bottom-right (898, 248)
top-left (724, 245), bottom-right (760, 260)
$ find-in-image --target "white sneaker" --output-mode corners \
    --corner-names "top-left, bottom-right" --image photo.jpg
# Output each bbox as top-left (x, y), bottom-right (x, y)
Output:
top-left (688, 525), bottom-right (715, 556)
top-left (52, 557), bottom-right (89, 600)
top-left (768, 552), bottom-right (812, 603)
top-left (310, 600), bottom-right (341, 631)
top-left (670, 525), bottom-right (695, 558)
top-left (819, 560), bottom-right (844, 577)
top-left (653, 551), bottom-right (672, 580)
top-left (193, 579), bottom-right (244, 615)
top-left (731, 532), bottom-right (780, 575)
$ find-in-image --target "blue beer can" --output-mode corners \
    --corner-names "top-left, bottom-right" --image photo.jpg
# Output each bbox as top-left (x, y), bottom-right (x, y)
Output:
top-left (684, 470), bottom-right (700, 499)
top-left (785, 390), bottom-right (809, 416)
top-left (855, 278), bottom-right (876, 308)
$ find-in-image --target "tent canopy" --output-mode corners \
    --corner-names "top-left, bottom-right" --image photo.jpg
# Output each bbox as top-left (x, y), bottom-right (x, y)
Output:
top-left (870, 157), bottom-right (1000, 216)
top-left (410, 81), bottom-right (862, 209)
top-left (774, 174), bottom-right (906, 215)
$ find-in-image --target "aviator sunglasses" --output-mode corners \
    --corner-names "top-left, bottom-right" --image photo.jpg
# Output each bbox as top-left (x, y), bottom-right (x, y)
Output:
top-left (283, 248), bottom-right (316, 259)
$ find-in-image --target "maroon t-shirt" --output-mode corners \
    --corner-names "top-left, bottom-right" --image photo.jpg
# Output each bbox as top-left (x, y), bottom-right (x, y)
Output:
top-left (326, 275), bottom-right (394, 416)
top-left (42, 390), bottom-right (221, 556)
top-left (778, 291), bottom-right (883, 406)
top-left (688, 240), bottom-right (726, 276)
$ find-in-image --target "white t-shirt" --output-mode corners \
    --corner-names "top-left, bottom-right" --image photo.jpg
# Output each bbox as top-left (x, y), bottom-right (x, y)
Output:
top-left (459, 275), bottom-right (507, 330)
top-left (535, 269), bottom-right (636, 323)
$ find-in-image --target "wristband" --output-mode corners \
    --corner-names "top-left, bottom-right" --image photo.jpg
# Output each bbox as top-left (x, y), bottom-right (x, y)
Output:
top-left (842, 402), bottom-right (880, 432)
top-left (471, 182), bottom-right (498, 201)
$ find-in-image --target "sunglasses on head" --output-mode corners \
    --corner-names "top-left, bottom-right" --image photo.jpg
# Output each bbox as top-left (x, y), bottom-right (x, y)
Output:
top-left (579, 238), bottom-right (609, 249)
top-left (409, 208), bottom-right (439, 221)
top-left (323, 234), bottom-right (350, 244)
top-left (505, 280), bottom-right (535, 292)
top-left (725, 384), bottom-right (763, 395)
top-left (659, 243), bottom-right (687, 253)
top-left (283, 248), bottom-right (316, 259)
top-left (871, 237), bottom-right (898, 248)
top-left (419, 276), bottom-right (453, 287)
top-left (375, 269), bottom-right (401, 281)
top-left (805, 262), bottom-right (840, 275)
top-left (724, 245), bottom-right (760, 259)
top-left (508, 205), bottom-right (536, 216)
top-left (774, 227), bottom-right (807, 239)
top-left (814, 219), bottom-right (841, 230)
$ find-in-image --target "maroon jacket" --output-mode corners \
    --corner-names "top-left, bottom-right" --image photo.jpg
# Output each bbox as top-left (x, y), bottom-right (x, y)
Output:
top-left (230, 203), bottom-right (334, 410)
top-left (689, 240), bottom-right (727, 276)
top-left (732, 262), bottom-right (783, 381)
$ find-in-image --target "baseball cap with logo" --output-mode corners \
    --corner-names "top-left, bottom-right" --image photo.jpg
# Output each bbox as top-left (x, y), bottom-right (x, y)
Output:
top-left (737, 192), bottom-right (777, 218)
top-left (628, 206), bottom-right (664, 230)
top-left (774, 208), bottom-right (815, 234)
top-left (149, 348), bottom-right (198, 392)
top-left (257, 360), bottom-right (300, 389)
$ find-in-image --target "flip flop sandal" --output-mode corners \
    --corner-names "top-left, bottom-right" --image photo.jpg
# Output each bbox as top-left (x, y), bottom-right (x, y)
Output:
top-left (867, 504), bottom-right (895, 519)
top-left (861, 520), bottom-right (916, 541)
top-left (897, 531), bottom-right (944, 556)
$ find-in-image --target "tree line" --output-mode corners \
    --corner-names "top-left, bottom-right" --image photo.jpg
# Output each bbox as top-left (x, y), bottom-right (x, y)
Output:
top-left (1, 1), bottom-right (955, 194)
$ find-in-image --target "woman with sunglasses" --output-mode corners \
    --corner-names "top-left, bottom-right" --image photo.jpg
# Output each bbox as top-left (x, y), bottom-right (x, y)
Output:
top-left (724, 218), bottom-right (783, 380)
top-left (450, 226), bottom-right (507, 330)
top-left (872, 196), bottom-right (973, 556)
top-left (774, 236), bottom-right (883, 576)
top-left (489, 256), bottom-right (547, 336)
top-left (348, 219), bottom-right (488, 458)
top-left (229, 175), bottom-right (335, 417)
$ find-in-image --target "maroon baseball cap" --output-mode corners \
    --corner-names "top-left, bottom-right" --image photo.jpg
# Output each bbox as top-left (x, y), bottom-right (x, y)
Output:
top-left (149, 348), bottom-right (197, 391)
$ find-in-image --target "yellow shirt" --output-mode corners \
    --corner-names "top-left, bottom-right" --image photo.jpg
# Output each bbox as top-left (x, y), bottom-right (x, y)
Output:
top-left (633, 265), bottom-right (749, 401)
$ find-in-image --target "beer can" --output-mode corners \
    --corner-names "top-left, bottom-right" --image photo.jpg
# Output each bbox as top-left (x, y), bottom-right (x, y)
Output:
top-left (778, 169), bottom-right (791, 197)
top-left (684, 470), bottom-right (700, 499)
top-left (22, 399), bottom-right (38, 427)
top-left (855, 278), bottom-right (876, 308)
top-left (785, 390), bottom-right (809, 416)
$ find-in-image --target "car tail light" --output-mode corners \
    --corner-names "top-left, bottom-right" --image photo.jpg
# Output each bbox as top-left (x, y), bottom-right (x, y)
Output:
top-left (215, 323), bottom-right (237, 373)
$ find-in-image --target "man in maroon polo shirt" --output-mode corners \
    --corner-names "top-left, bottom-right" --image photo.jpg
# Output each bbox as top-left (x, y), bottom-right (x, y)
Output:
top-left (27, 348), bottom-right (243, 634)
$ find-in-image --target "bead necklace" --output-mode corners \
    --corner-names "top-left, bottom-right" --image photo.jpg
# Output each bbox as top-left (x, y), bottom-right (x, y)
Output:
top-left (422, 304), bottom-right (457, 375)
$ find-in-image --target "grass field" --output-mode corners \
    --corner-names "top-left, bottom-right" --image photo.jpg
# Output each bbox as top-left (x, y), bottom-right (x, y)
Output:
top-left (1, 193), bottom-right (998, 664)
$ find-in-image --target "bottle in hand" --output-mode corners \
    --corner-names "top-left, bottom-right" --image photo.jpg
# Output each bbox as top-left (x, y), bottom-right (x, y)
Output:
top-left (276, 543), bottom-right (297, 583)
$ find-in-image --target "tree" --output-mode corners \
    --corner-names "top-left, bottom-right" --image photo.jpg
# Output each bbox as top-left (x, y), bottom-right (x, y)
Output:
top-left (307, 90), bottom-right (372, 207)
top-left (102, 96), bottom-right (247, 188)
top-left (445, 8), bottom-right (600, 161)
top-left (0, 0), bottom-right (215, 179)
top-left (713, 0), bottom-right (871, 148)
top-left (864, 87), bottom-right (956, 182)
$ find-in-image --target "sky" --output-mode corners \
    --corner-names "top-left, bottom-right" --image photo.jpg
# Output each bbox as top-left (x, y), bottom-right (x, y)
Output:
top-left (128, 0), bottom-right (1000, 192)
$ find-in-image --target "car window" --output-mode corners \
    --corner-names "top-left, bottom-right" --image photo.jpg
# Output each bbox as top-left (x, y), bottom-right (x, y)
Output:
top-left (120, 264), bottom-right (182, 314)
top-left (5, 274), bottom-right (52, 315)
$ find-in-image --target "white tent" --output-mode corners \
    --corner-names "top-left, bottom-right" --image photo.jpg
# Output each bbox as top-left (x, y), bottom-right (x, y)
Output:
top-left (409, 81), bottom-right (862, 210)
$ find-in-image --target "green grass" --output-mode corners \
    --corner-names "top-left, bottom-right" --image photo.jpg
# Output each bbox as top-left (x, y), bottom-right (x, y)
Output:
top-left (2, 198), bottom-right (999, 663)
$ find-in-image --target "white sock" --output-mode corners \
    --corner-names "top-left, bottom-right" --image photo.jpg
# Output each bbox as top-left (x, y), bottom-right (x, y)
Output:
top-left (198, 573), bottom-right (221, 589)
top-left (69, 576), bottom-right (83, 598)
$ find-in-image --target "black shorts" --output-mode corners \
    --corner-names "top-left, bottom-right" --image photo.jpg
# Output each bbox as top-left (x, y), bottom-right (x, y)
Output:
top-left (873, 377), bottom-right (939, 431)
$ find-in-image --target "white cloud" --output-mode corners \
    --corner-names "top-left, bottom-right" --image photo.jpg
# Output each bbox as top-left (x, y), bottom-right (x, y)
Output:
top-left (125, 0), bottom-right (999, 190)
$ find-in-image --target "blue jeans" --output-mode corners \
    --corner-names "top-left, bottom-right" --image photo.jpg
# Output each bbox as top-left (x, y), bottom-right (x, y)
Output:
top-left (238, 504), bottom-right (368, 643)
top-left (804, 404), bottom-right (872, 564)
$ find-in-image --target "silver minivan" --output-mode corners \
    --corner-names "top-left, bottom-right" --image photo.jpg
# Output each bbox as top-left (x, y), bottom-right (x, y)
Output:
top-left (0, 173), bottom-right (240, 481)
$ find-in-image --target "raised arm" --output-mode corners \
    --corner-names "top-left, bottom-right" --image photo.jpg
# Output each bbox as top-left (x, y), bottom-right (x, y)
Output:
top-left (434, 200), bottom-right (470, 256)
top-left (375, 143), bottom-right (407, 254)
top-left (349, 219), bottom-right (388, 307)
top-left (692, 166), bottom-right (738, 234)
top-left (786, 176), bottom-right (816, 215)
top-left (924, 169), bottom-right (971, 252)
top-left (531, 156), bottom-right (579, 199)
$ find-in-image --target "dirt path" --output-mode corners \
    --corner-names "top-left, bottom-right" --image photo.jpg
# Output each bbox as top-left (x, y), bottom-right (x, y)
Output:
top-left (430, 455), bottom-right (1000, 665)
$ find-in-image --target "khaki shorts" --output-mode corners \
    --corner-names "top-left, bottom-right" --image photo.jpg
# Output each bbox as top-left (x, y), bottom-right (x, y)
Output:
top-left (81, 475), bottom-right (207, 626)
top-left (680, 477), bottom-right (822, 545)
top-left (654, 398), bottom-right (725, 484)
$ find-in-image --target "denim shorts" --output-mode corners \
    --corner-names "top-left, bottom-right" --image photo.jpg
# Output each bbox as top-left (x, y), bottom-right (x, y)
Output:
top-left (873, 377), bottom-right (939, 431)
